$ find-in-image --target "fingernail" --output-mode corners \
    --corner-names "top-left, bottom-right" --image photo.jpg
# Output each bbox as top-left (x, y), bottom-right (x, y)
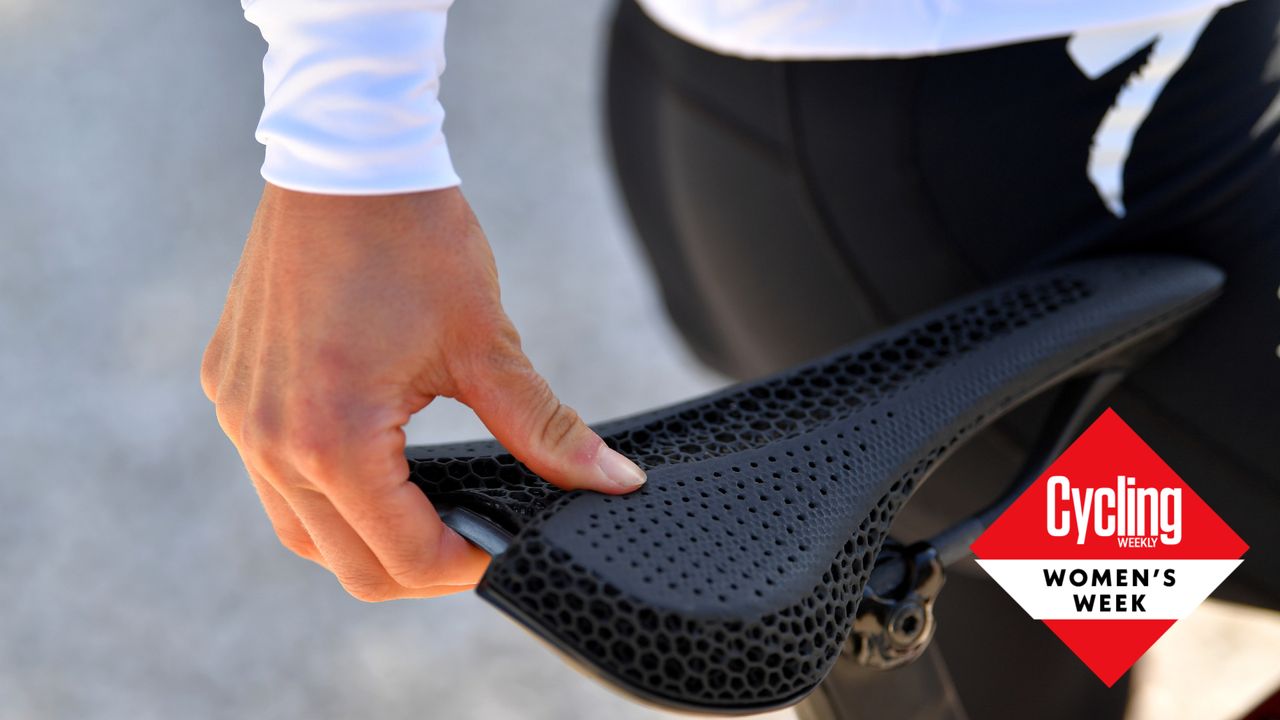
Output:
top-left (596, 446), bottom-right (647, 489)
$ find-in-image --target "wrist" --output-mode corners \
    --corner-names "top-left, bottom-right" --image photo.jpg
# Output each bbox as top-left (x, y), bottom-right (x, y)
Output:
top-left (255, 184), bottom-right (473, 252)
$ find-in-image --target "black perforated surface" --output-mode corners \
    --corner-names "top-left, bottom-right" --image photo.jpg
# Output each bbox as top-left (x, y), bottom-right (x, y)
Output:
top-left (410, 275), bottom-right (1092, 527)
top-left (407, 257), bottom-right (1221, 713)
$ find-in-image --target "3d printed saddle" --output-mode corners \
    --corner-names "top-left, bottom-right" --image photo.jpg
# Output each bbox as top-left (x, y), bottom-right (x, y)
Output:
top-left (406, 255), bottom-right (1222, 714)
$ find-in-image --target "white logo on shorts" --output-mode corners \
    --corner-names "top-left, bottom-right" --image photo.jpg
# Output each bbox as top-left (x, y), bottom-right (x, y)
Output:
top-left (1068, 10), bottom-right (1215, 217)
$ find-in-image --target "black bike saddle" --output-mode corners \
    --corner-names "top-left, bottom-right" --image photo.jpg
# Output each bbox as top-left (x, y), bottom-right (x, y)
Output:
top-left (406, 255), bottom-right (1222, 714)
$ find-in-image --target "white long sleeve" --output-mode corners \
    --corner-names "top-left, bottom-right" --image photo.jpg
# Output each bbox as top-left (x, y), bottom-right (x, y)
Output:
top-left (241, 0), bottom-right (1241, 195)
top-left (243, 0), bottom-right (459, 195)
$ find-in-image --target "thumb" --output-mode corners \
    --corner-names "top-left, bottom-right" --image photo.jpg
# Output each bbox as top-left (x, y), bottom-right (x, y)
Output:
top-left (455, 341), bottom-right (647, 494)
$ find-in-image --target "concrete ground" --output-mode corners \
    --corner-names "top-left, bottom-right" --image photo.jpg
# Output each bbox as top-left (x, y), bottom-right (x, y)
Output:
top-left (0, 0), bottom-right (1275, 718)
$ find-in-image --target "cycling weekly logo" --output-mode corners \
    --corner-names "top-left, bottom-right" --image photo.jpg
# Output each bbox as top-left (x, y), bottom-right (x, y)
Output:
top-left (971, 409), bottom-right (1247, 686)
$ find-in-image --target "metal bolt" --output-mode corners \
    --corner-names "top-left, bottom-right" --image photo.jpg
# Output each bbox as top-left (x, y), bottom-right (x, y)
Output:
top-left (887, 601), bottom-right (927, 645)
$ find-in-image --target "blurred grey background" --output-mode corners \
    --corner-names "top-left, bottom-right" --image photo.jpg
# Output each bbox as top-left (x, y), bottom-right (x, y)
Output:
top-left (0, 1), bottom-right (1276, 719)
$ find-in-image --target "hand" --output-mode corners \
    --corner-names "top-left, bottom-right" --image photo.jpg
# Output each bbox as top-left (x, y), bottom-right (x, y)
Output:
top-left (201, 184), bottom-right (646, 601)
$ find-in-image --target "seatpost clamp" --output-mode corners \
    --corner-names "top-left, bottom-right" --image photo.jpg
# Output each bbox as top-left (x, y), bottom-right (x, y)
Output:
top-left (847, 541), bottom-right (945, 669)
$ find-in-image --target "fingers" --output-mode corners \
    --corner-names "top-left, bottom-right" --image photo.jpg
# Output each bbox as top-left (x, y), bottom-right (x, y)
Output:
top-left (327, 479), bottom-right (489, 590)
top-left (244, 459), bottom-right (324, 566)
top-left (228, 394), bottom-right (485, 601)
top-left (456, 335), bottom-right (647, 494)
top-left (281, 480), bottom-right (479, 601)
top-left (301, 425), bottom-right (491, 590)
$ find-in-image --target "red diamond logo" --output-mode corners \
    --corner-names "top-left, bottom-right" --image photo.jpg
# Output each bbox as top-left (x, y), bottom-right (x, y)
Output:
top-left (971, 408), bottom-right (1248, 686)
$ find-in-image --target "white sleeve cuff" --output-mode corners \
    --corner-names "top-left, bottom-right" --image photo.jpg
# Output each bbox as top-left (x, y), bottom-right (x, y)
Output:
top-left (244, 0), bottom-right (460, 195)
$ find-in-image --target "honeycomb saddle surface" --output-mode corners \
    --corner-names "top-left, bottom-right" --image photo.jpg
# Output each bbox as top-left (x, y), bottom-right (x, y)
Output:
top-left (407, 256), bottom-right (1222, 714)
